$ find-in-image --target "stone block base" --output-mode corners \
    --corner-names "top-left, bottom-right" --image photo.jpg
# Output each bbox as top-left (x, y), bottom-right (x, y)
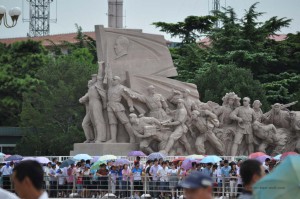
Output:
top-left (70, 143), bottom-right (139, 156)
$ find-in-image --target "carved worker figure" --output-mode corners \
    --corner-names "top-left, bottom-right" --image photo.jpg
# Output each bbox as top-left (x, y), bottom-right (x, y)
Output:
top-left (79, 80), bottom-right (95, 143)
top-left (80, 74), bottom-right (107, 143)
top-left (190, 110), bottom-right (224, 155)
top-left (230, 97), bottom-right (256, 156)
top-left (106, 75), bottom-right (136, 143)
top-left (160, 99), bottom-right (193, 155)
top-left (133, 85), bottom-right (170, 121)
top-left (252, 100), bottom-right (263, 122)
top-left (262, 103), bottom-right (291, 129)
top-left (129, 113), bottom-right (167, 154)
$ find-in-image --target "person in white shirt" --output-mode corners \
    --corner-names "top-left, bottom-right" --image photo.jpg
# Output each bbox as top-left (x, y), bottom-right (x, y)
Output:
top-left (149, 159), bottom-right (162, 198)
top-left (56, 169), bottom-right (66, 197)
top-left (48, 164), bottom-right (57, 197)
top-left (0, 188), bottom-right (19, 199)
top-left (262, 158), bottom-right (270, 173)
top-left (157, 161), bottom-right (169, 198)
top-left (168, 163), bottom-right (179, 199)
top-left (0, 162), bottom-right (13, 190)
top-left (12, 160), bottom-right (49, 199)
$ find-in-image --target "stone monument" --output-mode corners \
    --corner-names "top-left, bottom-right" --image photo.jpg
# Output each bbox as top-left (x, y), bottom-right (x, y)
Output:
top-left (71, 24), bottom-right (300, 156)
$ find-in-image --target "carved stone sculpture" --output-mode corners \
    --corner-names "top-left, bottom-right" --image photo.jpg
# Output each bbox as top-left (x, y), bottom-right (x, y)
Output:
top-left (252, 100), bottom-right (263, 122)
top-left (190, 110), bottom-right (224, 155)
top-left (160, 99), bottom-right (193, 155)
top-left (262, 103), bottom-right (291, 129)
top-left (129, 113), bottom-right (168, 154)
top-left (230, 97), bottom-right (256, 156)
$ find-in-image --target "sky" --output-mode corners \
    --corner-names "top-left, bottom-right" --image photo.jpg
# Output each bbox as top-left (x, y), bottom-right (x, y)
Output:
top-left (0, 0), bottom-right (299, 41)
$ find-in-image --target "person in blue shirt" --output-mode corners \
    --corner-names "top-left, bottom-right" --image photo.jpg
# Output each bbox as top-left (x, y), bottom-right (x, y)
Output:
top-left (221, 160), bottom-right (232, 192)
top-left (116, 165), bottom-right (123, 197)
top-left (202, 163), bottom-right (213, 177)
top-left (109, 166), bottom-right (118, 194)
top-left (131, 163), bottom-right (143, 197)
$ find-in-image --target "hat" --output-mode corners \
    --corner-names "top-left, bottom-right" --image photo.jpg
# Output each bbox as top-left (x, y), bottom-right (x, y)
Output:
top-left (56, 169), bottom-right (62, 173)
top-left (85, 164), bottom-right (91, 168)
top-left (178, 171), bottom-right (213, 189)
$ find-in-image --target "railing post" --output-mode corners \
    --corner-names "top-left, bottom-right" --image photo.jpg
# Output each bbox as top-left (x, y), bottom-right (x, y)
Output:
top-left (222, 176), bottom-right (225, 197)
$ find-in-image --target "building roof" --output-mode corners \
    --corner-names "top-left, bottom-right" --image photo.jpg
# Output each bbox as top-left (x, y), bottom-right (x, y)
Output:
top-left (0, 127), bottom-right (26, 136)
top-left (0, 32), bottom-right (96, 47)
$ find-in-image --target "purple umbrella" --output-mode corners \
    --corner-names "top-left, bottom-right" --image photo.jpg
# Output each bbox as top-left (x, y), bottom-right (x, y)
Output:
top-left (255, 155), bottom-right (271, 163)
top-left (128, 151), bottom-right (146, 157)
top-left (92, 156), bottom-right (100, 163)
top-left (181, 158), bottom-right (196, 170)
top-left (5, 154), bottom-right (23, 161)
top-left (36, 157), bottom-right (51, 164)
top-left (114, 158), bottom-right (130, 166)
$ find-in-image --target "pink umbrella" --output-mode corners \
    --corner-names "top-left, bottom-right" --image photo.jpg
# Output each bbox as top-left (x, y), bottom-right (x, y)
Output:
top-left (255, 155), bottom-right (271, 163)
top-left (181, 158), bottom-right (196, 170)
top-left (280, 152), bottom-right (298, 161)
top-left (249, 152), bottom-right (266, 159)
top-left (4, 154), bottom-right (11, 159)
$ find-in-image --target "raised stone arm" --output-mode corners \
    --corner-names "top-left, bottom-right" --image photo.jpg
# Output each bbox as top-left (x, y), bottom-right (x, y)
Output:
top-left (79, 93), bottom-right (89, 104)
top-left (230, 108), bottom-right (243, 123)
top-left (122, 87), bottom-right (134, 112)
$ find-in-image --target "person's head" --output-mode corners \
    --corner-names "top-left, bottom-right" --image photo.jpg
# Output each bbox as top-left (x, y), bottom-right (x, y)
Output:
top-left (114, 36), bottom-right (130, 56)
top-left (51, 164), bottom-right (56, 169)
top-left (154, 159), bottom-right (159, 166)
top-left (243, 97), bottom-right (250, 107)
top-left (100, 164), bottom-right (106, 169)
top-left (70, 163), bottom-right (75, 168)
top-left (57, 169), bottom-right (63, 174)
top-left (192, 162), bottom-right (197, 169)
top-left (87, 79), bottom-right (93, 88)
top-left (224, 160), bottom-right (229, 167)
top-left (136, 156), bottom-right (141, 161)
top-left (112, 76), bottom-right (121, 86)
top-left (253, 100), bottom-right (262, 109)
top-left (206, 163), bottom-right (212, 169)
top-left (111, 165), bottom-right (116, 170)
top-left (85, 164), bottom-right (90, 170)
top-left (212, 164), bottom-right (218, 171)
top-left (91, 74), bottom-right (97, 84)
top-left (182, 89), bottom-right (190, 98)
top-left (265, 158), bottom-right (271, 165)
top-left (240, 159), bottom-right (265, 187)
top-left (237, 159), bottom-right (243, 167)
top-left (52, 158), bottom-right (58, 163)
top-left (222, 92), bottom-right (240, 108)
top-left (162, 161), bottom-right (167, 168)
top-left (179, 171), bottom-right (213, 199)
top-left (135, 163), bottom-right (140, 168)
top-left (47, 162), bottom-right (52, 168)
top-left (272, 103), bottom-right (281, 114)
top-left (177, 99), bottom-right (185, 108)
top-left (147, 85), bottom-right (156, 95)
top-left (230, 162), bottom-right (237, 169)
top-left (129, 113), bottom-right (138, 124)
top-left (191, 110), bottom-right (200, 120)
top-left (12, 160), bottom-right (44, 198)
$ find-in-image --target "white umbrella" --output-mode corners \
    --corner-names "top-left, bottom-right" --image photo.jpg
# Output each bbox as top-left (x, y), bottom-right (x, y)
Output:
top-left (98, 155), bottom-right (117, 162)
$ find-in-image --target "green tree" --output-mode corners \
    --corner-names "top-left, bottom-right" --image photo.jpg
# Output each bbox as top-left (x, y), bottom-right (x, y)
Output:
top-left (16, 48), bottom-right (97, 155)
top-left (0, 40), bottom-right (49, 126)
top-left (153, 15), bottom-right (217, 43)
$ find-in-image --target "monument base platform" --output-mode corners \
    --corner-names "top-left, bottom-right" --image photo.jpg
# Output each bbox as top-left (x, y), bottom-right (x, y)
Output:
top-left (70, 143), bottom-right (139, 156)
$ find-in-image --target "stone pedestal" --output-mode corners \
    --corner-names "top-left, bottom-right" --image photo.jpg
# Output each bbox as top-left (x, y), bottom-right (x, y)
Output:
top-left (70, 143), bottom-right (139, 156)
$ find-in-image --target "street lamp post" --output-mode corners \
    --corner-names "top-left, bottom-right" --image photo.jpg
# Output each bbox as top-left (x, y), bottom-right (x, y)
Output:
top-left (0, 6), bottom-right (21, 28)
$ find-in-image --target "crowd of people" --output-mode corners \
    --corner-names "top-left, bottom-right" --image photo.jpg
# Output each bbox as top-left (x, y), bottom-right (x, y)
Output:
top-left (0, 155), bottom-right (279, 199)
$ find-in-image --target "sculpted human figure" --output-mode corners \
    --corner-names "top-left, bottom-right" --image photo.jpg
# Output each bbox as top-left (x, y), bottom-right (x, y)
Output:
top-left (133, 85), bottom-right (170, 121)
top-left (160, 99), bottom-right (193, 155)
top-left (114, 36), bottom-right (129, 60)
top-left (80, 74), bottom-right (107, 143)
top-left (252, 100), bottom-right (263, 122)
top-left (262, 103), bottom-right (291, 129)
top-left (106, 74), bottom-right (136, 143)
top-left (214, 92), bottom-right (240, 126)
top-left (79, 80), bottom-right (95, 143)
top-left (230, 97), bottom-right (256, 156)
top-left (190, 110), bottom-right (224, 155)
top-left (129, 113), bottom-right (168, 154)
top-left (252, 121), bottom-right (288, 154)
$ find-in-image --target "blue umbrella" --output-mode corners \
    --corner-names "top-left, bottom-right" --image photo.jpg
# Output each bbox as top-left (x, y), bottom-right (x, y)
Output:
top-left (147, 152), bottom-right (166, 161)
top-left (254, 155), bottom-right (300, 199)
top-left (60, 158), bottom-right (76, 168)
top-left (0, 152), bottom-right (5, 157)
top-left (5, 154), bottom-right (23, 161)
top-left (200, 155), bottom-right (222, 164)
top-left (73, 154), bottom-right (92, 161)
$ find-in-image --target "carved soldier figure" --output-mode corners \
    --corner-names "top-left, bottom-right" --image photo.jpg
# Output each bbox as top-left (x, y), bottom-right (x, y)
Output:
top-left (230, 97), bottom-right (256, 156)
top-left (160, 99), bottom-right (193, 155)
top-left (252, 100), bottom-right (263, 122)
top-left (262, 103), bottom-right (291, 129)
top-left (129, 113), bottom-right (168, 154)
top-left (133, 85), bottom-right (170, 121)
top-left (190, 110), bottom-right (224, 155)
top-left (106, 75), bottom-right (136, 143)
top-left (79, 80), bottom-right (95, 143)
top-left (80, 74), bottom-right (107, 143)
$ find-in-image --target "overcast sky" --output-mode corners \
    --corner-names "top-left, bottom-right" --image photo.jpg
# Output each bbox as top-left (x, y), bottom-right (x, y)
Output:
top-left (0, 0), bottom-right (299, 41)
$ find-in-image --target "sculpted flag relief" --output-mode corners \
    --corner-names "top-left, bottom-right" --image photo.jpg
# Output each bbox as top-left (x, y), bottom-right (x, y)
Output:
top-left (77, 25), bottom-right (300, 156)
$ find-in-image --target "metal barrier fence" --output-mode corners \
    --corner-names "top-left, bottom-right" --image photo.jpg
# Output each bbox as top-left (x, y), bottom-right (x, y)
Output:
top-left (1, 175), bottom-right (242, 198)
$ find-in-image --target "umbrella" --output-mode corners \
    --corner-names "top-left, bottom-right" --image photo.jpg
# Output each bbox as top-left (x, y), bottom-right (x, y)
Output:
top-left (98, 155), bottom-right (117, 162)
top-left (172, 157), bottom-right (186, 163)
top-left (255, 155), bottom-right (271, 163)
top-left (181, 158), bottom-right (196, 170)
top-left (92, 156), bottom-right (100, 163)
top-left (4, 154), bottom-right (11, 159)
top-left (60, 158), bottom-right (75, 168)
top-left (5, 154), bottom-right (23, 161)
top-left (128, 151), bottom-right (146, 157)
top-left (0, 152), bottom-right (5, 157)
top-left (73, 154), bottom-right (92, 161)
top-left (186, 154), bottom-right (205, 160)
top-left (91, 160), bottom-right (107, 170)
top-left (36, 157), bottom-right (51, 164)
top-left (273, 154), bottom-right (282, 161)
top-left (114, 158), bottom-right (130, 166)
top-left (200, 155), bottom-right (222, 164)
top-left (21, 157), bottom-right (36, 161)
top-left (253, 155), bottom-right (300, 199)
top-left (280, 152), bottom-right (298, 161)
top-left (147, 152), bottom-right (166, 161)
top-left (249, 152), bottom-right (266, 159)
